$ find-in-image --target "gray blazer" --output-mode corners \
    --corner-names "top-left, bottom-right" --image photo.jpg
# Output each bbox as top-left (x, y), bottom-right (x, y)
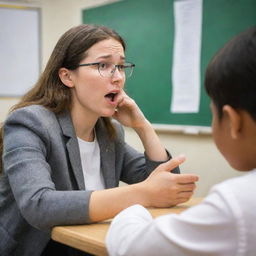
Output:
top-left (0, 105), bottom-right (179, 256)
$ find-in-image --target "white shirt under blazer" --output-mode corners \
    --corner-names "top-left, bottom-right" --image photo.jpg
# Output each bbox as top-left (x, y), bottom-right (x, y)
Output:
top-left (78, 135), bottom-right (105, 190)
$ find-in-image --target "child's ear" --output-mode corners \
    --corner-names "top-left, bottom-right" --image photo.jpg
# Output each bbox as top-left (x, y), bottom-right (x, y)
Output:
top-left (58, 68), bottom-right (74, 88)
top-left (222, 105), bottom-right (241, 139)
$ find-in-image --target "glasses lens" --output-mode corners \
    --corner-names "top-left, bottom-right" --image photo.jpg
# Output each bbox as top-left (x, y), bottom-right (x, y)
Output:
top-left (124, 65), bottom-right (133, 78)
top-left (98, 63), bottom-right (134, 78)
top-left (124, 63), bottom-right (135, 78)
top-left (98, 63), bottom-right (110, 77)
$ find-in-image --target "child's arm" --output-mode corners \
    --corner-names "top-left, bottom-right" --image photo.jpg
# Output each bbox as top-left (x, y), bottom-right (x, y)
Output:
top-left (106, 188), bottom-right (238, 256)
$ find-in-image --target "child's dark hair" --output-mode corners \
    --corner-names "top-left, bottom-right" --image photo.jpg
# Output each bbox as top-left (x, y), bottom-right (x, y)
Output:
top-left (204, 26), bottom-right (256, 121)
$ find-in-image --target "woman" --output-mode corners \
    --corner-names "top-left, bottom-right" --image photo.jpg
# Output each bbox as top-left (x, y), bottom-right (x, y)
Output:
top-left (0, 24), bottom-right (198, 256)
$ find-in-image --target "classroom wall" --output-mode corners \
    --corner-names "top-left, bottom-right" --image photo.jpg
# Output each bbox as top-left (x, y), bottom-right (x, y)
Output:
top-left (0, 0), bottom-right (241, 197)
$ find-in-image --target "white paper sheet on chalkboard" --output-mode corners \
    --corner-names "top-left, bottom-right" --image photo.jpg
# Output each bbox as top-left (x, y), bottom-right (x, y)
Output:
top-left (0, 7), bottom-right (40, 96)
top-left (170, 0), bottom-right (202, 113)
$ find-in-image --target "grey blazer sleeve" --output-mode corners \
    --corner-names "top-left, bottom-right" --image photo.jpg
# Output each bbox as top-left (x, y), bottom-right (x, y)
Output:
top-left (3, 107), bottom-right (92, 230)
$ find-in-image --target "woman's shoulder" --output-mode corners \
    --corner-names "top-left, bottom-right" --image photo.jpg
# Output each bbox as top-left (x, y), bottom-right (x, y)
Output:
top-left (9, 104), bottom-right (52, 116)
top-left (5, 105), bottom-right (57, 128)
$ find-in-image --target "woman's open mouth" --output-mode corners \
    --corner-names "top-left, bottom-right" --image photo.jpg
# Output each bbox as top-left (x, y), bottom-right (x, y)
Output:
top-left (104, 92), bottom-right (118, 105)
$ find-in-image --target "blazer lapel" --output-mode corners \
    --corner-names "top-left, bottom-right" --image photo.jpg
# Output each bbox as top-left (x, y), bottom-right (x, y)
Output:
top-left (57, 111), bottom-right (85, 190)
top-left (96, 119), bottom-right (116, 188)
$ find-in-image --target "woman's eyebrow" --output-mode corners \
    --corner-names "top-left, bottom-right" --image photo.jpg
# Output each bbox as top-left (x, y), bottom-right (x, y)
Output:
top-left (96, 55), bottom-right (126, 61)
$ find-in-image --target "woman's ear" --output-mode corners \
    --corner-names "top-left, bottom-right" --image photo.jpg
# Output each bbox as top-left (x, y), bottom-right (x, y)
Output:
top-left (59, 68), bottom-right (74, 88)
top-left (222, 105), bottom-right (242, 139)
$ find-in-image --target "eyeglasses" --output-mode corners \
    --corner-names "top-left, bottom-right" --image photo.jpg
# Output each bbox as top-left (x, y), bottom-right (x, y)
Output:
top-left (77, 62), bottom-right (135, 78)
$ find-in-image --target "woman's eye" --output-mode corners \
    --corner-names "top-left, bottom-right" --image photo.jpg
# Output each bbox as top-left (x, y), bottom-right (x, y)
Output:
top-left (118, 65), bottom-right (125, 71)
top-left (99, 63), bottom-right (108, 69)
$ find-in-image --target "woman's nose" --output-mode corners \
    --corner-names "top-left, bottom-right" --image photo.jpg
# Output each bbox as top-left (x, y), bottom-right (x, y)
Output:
top-left (111, 67), bottom-right (125, 83)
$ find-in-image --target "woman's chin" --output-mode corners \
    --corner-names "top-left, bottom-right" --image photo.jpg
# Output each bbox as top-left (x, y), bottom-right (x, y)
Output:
top-left (100, 109), bottom-right (116, 118)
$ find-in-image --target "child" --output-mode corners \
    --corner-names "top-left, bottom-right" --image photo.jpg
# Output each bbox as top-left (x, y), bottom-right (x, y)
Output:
top-left (106, 26), bottom-right (256, 256)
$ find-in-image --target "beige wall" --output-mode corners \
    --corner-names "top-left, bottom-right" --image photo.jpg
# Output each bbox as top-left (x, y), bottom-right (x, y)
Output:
top-left (0, 0), bottom-right (241, 196)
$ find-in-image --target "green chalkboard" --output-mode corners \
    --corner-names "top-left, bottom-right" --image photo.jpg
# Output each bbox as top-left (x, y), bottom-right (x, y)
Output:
top-left (83, 0), bottom-right (256, 127)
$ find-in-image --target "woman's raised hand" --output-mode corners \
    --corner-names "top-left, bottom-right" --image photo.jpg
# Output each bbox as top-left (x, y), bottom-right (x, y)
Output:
top-left (139, 155), bottom-right (199, 207)
top-left (113, 90), bottom-right (148, 129)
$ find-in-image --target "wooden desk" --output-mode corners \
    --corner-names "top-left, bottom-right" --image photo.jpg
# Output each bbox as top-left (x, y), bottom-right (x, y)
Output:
top-left (52, 197), bottom-right (203, 256)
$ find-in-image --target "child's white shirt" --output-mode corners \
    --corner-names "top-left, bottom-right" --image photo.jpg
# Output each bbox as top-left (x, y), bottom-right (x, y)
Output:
top-left (106, 169), bottom-right (256, 256)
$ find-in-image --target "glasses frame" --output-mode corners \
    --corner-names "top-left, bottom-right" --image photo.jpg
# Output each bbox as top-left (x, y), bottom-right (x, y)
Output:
top-left (77, 62), bottom-right (135, 78)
